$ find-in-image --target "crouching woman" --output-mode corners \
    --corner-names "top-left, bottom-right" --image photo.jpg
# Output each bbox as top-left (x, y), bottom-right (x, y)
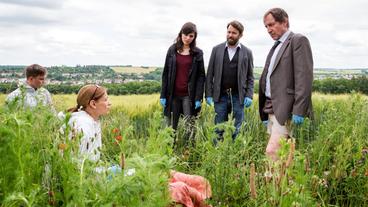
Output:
top-left (66, 84), bottom-right (111, 163)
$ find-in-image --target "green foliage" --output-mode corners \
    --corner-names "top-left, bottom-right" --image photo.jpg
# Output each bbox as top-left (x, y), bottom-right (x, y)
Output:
top-left (0, 93), bottom-right (367, 206)
top-left (313, 76), bottom-right (368, 94)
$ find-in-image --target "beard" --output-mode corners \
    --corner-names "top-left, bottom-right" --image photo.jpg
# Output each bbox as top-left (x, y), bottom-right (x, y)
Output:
top-left (227, 37), bottom-right (239, 46)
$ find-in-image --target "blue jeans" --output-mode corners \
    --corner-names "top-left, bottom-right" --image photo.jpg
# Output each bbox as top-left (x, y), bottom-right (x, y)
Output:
top-left (214, 93), bottom-right (244, 140)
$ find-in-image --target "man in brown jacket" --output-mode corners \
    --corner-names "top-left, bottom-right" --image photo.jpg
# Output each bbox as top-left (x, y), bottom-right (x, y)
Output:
top-left (259, 8), bottom-right (313, 160)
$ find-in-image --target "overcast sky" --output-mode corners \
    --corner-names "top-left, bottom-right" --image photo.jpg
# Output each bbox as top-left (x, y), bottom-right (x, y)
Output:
top-left (0, 0), bottom-right (367, 68)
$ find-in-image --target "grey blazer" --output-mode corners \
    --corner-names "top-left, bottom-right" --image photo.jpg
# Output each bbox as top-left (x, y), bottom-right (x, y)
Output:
top-left (259, 32), bottom-right (314, 124)
top-left (205, 42), bottom-right (254, 103)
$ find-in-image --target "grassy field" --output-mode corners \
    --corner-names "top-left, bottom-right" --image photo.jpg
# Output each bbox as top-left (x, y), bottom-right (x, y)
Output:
top-left (0, 93), bottom-right (367, 206)
top-left (0, 93), bottom-right (357, 110)
top-left (314, 69), bottom-right (365, 74)
top-left (0, 94), bottom-right (160, 111)
top-left (111, 66), bottom-right (158, 74)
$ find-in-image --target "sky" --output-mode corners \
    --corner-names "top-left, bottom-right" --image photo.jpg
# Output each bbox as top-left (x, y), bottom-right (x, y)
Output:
top-left (0, 0), bottom-right (367, 69)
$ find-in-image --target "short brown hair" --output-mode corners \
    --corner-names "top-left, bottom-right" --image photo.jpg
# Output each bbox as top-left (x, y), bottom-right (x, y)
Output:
top-left (25, 64), bottom-right (47, 78)
top-left (264, 8), bottom-right (289, 28)
top-left (227, 20), bottom-right (244, 35)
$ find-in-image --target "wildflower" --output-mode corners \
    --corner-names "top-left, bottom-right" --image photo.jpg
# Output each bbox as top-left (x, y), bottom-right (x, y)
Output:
top-left (319, 178), bottom-right (328, 188)
top-left (264, 170), bottom-right (273, 183)
top-left (112, 128), bottom-right (120, 134)
top-left (115, 135), bottom-right (123, 141)
top-left (58, 143), bottom-right (67, 150)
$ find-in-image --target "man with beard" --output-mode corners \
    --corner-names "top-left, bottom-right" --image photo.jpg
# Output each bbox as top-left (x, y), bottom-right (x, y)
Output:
top-left (205, 20), bottom-right (254, 143)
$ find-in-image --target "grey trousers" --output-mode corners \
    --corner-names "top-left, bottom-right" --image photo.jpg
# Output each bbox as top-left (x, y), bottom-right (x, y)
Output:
top-left (169, 96), bottom-right (191, 130)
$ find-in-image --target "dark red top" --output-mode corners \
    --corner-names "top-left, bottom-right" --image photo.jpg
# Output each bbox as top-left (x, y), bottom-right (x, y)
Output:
top-left (175, 53), bottom-right (192, 96)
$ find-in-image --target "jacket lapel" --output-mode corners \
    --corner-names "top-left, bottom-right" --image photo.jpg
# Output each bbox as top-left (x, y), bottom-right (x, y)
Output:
top-left (237, 45), bottom-right (245, 72)
top-left (188, 52), bottom-right (196, 78)
top-left (271, 32), bottom-right (293, 75)
top-left (171, 52), bottom-right (177, 88)
top-left (218, 42), bottom-right (226, 76)
top-left (237, 45), bottom-right (246, 82)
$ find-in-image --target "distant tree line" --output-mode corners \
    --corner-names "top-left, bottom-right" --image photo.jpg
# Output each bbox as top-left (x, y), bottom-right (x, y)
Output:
top-left (1, 77), bottom-right (368, 95)
top-left (0, 81), bottom-right (161, 95)
top-left (0, 65), bottom-right (162, 82)
top-left (312, 76), bottom-right (368, 94)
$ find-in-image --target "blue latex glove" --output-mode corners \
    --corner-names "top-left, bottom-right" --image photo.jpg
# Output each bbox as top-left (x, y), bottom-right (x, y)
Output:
top-left (160, 98), bottom-right (166, 107)
top-left (109, 164), bottom-right (122, 175)
top-left (262, 120), bottom-right (268, 127)
top-left (107, 164), bottom-right (122, 180)
top-left (292, 114), bottom-right (304, 125)
top-left (243, 97), bottom-right (252, 108)
top-left (206, 97), bottom-right (214, 106)
top-left (194, 100), bottom-right (201, 109)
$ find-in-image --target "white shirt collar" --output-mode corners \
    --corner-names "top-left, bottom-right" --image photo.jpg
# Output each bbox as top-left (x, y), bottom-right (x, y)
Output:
top-left (278, 30), bottom-right (291, 43)
top-left (226, 41), bottom-right (241, 49)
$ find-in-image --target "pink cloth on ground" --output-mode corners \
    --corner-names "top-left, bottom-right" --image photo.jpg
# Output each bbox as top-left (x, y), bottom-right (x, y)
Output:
top-left (169, 170), bottom-right (212, 207)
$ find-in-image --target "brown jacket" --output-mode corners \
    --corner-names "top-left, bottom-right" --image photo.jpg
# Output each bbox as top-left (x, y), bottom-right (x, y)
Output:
top-left (259, 32), bottom-right (313, 125)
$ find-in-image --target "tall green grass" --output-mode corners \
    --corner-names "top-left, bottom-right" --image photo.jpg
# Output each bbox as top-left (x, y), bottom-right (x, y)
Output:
top-left (0, 93), bottom-right (367, 206)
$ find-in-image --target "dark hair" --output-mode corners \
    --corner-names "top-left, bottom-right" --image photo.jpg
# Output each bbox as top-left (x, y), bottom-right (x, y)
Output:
top-left (175, 22), bottom-right (197, 54)
top-left (68, 84), bottom-right (107, 112)
top-left (264, 8), bottom-right (289, 28)
top-left (25, 64), bottom-right (46, 78)
top-left (227, 20), bottom-right (244, 35)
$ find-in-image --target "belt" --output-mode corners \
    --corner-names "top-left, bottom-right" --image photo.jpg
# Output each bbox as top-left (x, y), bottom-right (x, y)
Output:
top-left (222, 88), bottom-right (238, 94)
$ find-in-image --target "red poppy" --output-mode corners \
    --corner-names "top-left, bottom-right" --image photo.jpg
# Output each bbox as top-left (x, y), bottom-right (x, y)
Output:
top-left (112, 128), bottom-right (120, 134)
top-left (115, 135), bottom-right (123, 141)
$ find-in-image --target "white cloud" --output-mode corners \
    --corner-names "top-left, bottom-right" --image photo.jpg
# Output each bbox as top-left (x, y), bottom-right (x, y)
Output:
top-left (0, 0), bottom-right (64, 9)
top-left (0, 0), bottom-right (367, 68)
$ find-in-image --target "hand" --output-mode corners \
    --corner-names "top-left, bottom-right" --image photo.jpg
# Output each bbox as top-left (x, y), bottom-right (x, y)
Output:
top-left (107, 164), bottom-right (122, 180)
top-left (206, 97), bottom-right (214, 106)
top-left (160, 98), bottom-right (166, 107)
top-left (243, 97), bottom-right (252, 108)
top-left (57, 111), bottom-right (66, 121)
top-left (262, 120), bottom-right (268, 127)
top-left (292, 114), bottom-right (304, 125)
top-left (194, 100), bottom-right (201, 109)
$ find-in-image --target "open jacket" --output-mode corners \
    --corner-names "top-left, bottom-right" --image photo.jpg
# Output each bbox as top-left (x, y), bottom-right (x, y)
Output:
top-left (259, 32), bottom-right (314, 124)
top-left (205, 42), bottom-right (254, 103)
top-left (160, 44), bottom-right (205, 116)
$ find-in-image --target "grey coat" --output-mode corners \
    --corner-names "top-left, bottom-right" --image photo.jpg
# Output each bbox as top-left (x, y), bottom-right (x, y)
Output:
top-left (205, 42), bottom-right (254, 103)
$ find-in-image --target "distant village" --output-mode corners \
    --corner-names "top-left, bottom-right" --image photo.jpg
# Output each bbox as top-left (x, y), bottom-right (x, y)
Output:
top-left (0, 65), bottom-right (161, 85)
top-left (0, 65), bottom-right (367, 85)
